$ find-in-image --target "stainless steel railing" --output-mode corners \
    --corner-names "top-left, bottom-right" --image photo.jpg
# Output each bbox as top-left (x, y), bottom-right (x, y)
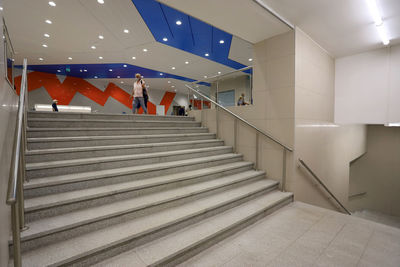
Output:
top-left (6, 58), bottom-right (29, 267)
top-left (185, 79), bottom-right (293, 191)
top-left (298, 159), bottom-right (352, 215)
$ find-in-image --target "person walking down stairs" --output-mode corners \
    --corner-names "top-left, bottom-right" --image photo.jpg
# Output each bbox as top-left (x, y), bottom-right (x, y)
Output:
top-left (130, 73), bottom-right (148, 114)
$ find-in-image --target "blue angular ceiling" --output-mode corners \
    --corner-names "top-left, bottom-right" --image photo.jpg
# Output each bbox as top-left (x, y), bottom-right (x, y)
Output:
top-left (131, 0), bottom-right (247, 70)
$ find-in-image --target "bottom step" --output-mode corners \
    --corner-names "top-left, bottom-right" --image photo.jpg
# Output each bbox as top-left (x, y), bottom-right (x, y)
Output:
top-left (94, 191), bottom-right (293, 267)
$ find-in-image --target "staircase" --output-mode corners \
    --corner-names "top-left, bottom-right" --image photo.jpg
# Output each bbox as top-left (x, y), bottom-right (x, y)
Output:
top-left (10, 111), bottom-right (293, 266)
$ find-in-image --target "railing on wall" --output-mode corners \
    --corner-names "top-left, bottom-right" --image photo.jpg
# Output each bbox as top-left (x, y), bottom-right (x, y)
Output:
top-left (298, 159), bottom-right (352, 215)
top-left (6, 58), bottom-right (29, 267)
top-left (185, 71), bottom-right (293, 191)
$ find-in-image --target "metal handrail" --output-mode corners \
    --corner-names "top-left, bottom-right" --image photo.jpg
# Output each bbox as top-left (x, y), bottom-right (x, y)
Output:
top-left (190, 66), bottom-right (252, 85)
top-left (6, 58), bottom-right (28, 267)
top-left (298, 159), bottom-right (352, 215)
top-left (349, 192), bottom-right (367, 199)
top-left (185, 84), bottom-right (293, 152)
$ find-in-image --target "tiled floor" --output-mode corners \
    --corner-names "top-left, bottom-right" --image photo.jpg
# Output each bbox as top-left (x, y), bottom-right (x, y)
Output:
top-left (352, 209), bottom-right (400, 229)
top-left (178, 202), bottom-right (400, 267)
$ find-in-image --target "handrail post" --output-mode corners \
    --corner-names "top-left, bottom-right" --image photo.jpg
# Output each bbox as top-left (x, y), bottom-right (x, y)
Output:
top-left (255, 132), bottom-right (259, 170)
top-left (200, 97), bottom-right (204, 127)
top-left (233, 118), bottom-right (237, 153)
top-left (11, 204), bottom-right (22, 267)
top-left (17, 152), bottom-right (27, 230)
top-left (282, 149), bottom-right (287, 192)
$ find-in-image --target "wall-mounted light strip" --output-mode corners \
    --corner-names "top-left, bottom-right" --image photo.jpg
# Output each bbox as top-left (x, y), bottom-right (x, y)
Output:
top-left (366, 0), bottom-right (390, 45)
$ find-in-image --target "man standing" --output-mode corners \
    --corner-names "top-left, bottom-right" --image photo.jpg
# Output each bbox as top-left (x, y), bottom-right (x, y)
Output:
top-left (130, 73), bottom-right (148, 114)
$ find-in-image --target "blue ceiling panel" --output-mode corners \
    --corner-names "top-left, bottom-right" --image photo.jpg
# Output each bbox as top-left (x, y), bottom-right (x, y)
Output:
top-left (131, 0), bottom-right (247, 70)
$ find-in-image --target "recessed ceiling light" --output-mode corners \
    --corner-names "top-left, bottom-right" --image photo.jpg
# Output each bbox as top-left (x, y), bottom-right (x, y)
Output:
top-left (163, 37), bottom-right (168, 42)
top-left (80, 69), bottom-right (83, 72)
top-left (219, 40), bottom-right (224, 44)
top-left (218, 71), bottom-right (221, 74)
top-left (84, 69), bottom-right (87, 72)
top-left (97, 0), bottom-right (104, 4)
top-left (68, 57), bottom-right (72, 60)
top-left (143, 48), bottom-right (148, 52)
top-left (48, 1), bottom-right (56, 7)
top-left (0, 7), bottom-right (3, 11)
top-left (123, 29), bottom-right (129, 33)
top-left (171, 85), bottom-right (175, 88)
top-left (204, 75), bottom-right (207, 78)
top-left (98, 35), bottom-right (104, 39)
top-left (42, 44), bottom-right (48, 47)
top-left (98, 56), bottom-right (103, 59)
top-left (123, 64), bottom-right (127, 67)
top-left (121, 81), bottom-right (124, 84)
top-left (205, 53), bottom-right (209, 57)
top-left (160, 73), bottom-right (163, 76)
top-left (132, 56), bottom-right (136, 59)
top-left (45, 19), bottom-right (52, 24)
top-left (57, 69), bottom-right (61, 72)
top-left (248, 58), bottom-right (253, 61)
top-left (94, 76), bottom-right (98, 78)
top-left (117, 76), bottom-right (120, 78)
top-left (171, 67), bottom-right (176, 70)
top-left (168, 81), bottom-right (171, 83)
top-left (109, 69), bottom-right (112, 72)
top-left (91, 45), bottom-right (96, 49)
top-left (185, 61), bottom-right (189, 64)
top-left (44, 33), bottom-right (50, 38)
top-left (176, 20), bottom-right (182, 25)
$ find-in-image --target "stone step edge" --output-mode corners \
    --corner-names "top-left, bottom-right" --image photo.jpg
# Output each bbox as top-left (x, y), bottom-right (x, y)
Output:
top-left (24, 153), bottom-right (243, 189)
top-left (28, 118), bottom-right (198, 124)
top-left (27, 127), bottom-right (206, 132)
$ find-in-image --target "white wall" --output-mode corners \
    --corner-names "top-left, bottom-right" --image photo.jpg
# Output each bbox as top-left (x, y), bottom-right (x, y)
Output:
top-left (335, 44), bottom-right (400, 124)
top-left (349, 125), bottom-right (400, 217)
top-left (292, 28), bottom-right (367, 211)
top-left (0, 13), bottom-right (19, 267)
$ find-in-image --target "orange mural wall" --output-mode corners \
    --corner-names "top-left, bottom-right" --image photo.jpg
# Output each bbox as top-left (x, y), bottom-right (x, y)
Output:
top-left (14, 71), bottom-right (176, 115)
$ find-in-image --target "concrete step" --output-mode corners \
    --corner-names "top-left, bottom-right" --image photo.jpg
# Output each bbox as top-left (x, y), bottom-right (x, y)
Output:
top-left (14, 181), bottom-right (291, 266)
top-left (95, 191), bottom-right (293, 267)
top-left (24, 153), bottom-right (244, 197)
top-left (26, 139), bottom-right (224, 163)
top-left (26, 127), bottom-right (208, 138)
top-left (28, 111), bottom-right (195, 121)
top-left (26, 146), bottom-right (233, 179)
top-left (21, 170), bottom-right (267, 247)
top-left (28, 118), bottom-right (201, 128)
top-left (27, 133), bottom-right (215, 150)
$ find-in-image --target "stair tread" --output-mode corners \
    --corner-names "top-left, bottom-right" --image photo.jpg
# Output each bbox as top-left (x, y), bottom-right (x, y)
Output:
top-left (24, 153), bottom-right (243, 189)
top-left (26, 139), bottom-right (221, 155)
top-left (26, 146), bottom-right (231, 170)
top-left (18, 181), bottom-right (286, 266)
top-left (28, 118), bottom-right (198, 123)
top-left (23, 168), bottom-right (265, 239)
top-left (27, 132), bottom-right (213, 142)
top-left (27, 127), bottom-right (205, 132)
top-left (97, 191), bottom-right (293, 267)
top-left (25, 162), bottom-right (256, 211)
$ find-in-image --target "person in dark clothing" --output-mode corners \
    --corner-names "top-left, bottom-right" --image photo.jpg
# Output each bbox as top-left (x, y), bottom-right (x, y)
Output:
top-left (52, 99), bottom-right (59, 112)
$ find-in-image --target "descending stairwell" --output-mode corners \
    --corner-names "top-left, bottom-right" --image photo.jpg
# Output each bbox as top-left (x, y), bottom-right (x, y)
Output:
top-left (10, 111), bottom-right (293, 267)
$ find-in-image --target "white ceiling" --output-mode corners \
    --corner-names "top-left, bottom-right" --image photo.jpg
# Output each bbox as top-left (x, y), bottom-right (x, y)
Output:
top-left (159, 0), bottom-right (292, 44)
top-left (161, 0), bottom-right (400, 57)
top-left (1, 0), bottom-right (253, 93)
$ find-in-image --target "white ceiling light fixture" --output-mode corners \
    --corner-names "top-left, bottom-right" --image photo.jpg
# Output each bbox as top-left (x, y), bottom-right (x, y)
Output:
top-left (48, 1), bottom-right (56, 7)
top-left (91, 45), bottom-right (96, 49)
top-left (80, 69), bottom-right (83, 72)
top-left (98, 35), bottom-right (104, 39)
top-left (218, 71), bottom-right (221, 74)
top-left (204, 75), bottom-right (207, 78)
top-left (132, 56), bottom-right (136, 59)
top-left (0, 7), bottom-right (3, 11)
top-left (160, 73), bottom-right (163, 76)
top-left (42, 44), bottom-right (48, 48)
top-left (163, 37), bottom-right (168, 42)
top-left (68, 57), bottom-right (72, 60)
top-left (45, 19), bottom-right (52, 24)
top-left (205, 53), bottom-right (209, 57)
top-left (109, 69), bottom-right (112, 72)
top-left (168, 81), bottom-right (171, 83)
top-left (176, 20), bottom-right (182, 25)
top-left (248, 58), bottom-right (253, 61)
top-left (38, 57), bottom-right (43, 61)
top-left (98, 56), bottom-right (103, 59)
top-left (123, 64), bottom-right (127, 67)
top-left (57, 69), bottom-right (61, 72)
top-left (123, 29), bottom-right (129, 33)
top-left (94, 76), bottom-right (98, 78)
top-left (121, 81), bottom-right (124, 84)
top-left (219, 40), bottom-right (224, 44)
top-left (44, 33), bottom-right (50, 38)
top-left (366, 0), bottom-right (390, 45)
top-left (143, 48), bottom-right (148, 52)
top-left (97, 0), bottom-right (104, 4)
top-left (117, 76), bottom-right (120, 78)
top-left (171, 67), bottom-right (176, 70)
top-left (84, 69), bottom-right (87, 72)
top-left (185, 61), bottom-right (189, 64)
top-left (171, 85), bottom-right (175, 88)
